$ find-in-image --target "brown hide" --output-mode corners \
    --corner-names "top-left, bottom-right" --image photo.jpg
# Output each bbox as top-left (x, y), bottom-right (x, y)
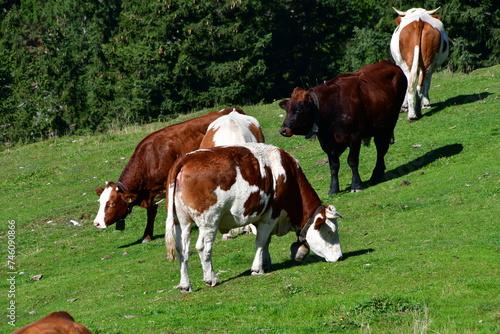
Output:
top-left (10, 311), bottom-right (92, 334)
top-left (398, 20), bottom-right (442, 76)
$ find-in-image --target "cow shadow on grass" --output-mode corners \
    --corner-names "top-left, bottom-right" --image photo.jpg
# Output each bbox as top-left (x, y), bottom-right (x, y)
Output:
top-left (423, 92), bottom-right (492, 118)
top-left (349, 143), bottom-right (464, 192)
top-left (119, 234), bottom-right (165, 248)
top-left (224, 248), bottom-right (374, 284)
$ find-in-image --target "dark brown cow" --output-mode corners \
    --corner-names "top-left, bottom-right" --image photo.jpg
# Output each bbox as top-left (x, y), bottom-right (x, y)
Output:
top-left (94, 107), bottom-right (245, 242)
top-left (10, 311), bottom-right (92, 334)
top-left (279, 60), bottom-right (407, 195)
top-left (165, 143), bottom-right (343, 293)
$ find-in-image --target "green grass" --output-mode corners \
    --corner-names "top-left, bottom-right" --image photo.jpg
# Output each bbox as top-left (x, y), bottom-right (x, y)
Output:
top-left (1, 66), bottom-right (499, 334)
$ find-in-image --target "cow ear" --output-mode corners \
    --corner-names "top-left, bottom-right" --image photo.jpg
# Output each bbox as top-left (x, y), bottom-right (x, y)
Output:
top-left (394, 17), bottom-right (402, 25)
top-left (96, 187), bottom-right (104, 196)
top-left (122, 192), bottom-right (137, 204)
top-left (278, 99), bottom-right (289, 110)
top-left (325, 205), bottom-right (343, 219)
top-left (431, 14), bottom-right (441, 21)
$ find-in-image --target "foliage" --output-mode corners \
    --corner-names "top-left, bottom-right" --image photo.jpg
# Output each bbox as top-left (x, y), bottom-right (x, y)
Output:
top-left (0, 0), bottom-right (498, 147)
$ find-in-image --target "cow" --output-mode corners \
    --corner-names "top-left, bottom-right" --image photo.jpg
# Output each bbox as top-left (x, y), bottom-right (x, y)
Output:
top-left (200, 110), bottom-right (265, 240)
top-left (390, 6), bottom-right (449, 121)
top-left (165, 143), bottom-right (343, 293)
top-left (94, 107), bottom-right (245, 243)
top-left (199, 110), bottom-right (265, 149)
top-left (10, 311), bottom-right (92, 334)
top-left (279, 60), bottom-right (407, 195)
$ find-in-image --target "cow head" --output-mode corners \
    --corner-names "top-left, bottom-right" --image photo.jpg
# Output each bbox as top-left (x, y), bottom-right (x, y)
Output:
top-left (279, 87), bottom-right (318, 138)
top-left (94, 182), bottom-right (137, 229)
top-left (393, 7), bottom-right (442, 25)
top-left (304, 205), bottom-right (343, 262)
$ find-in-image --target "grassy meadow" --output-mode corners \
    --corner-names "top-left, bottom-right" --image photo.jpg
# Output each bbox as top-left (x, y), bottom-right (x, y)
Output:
top-left (1, 65), bottom-right (499, 333)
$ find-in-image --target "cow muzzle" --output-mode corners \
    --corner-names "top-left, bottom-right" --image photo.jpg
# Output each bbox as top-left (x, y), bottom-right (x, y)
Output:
top-left (279, 127), bottom-right (293, 137)
top-left (93, 220), bottom-right (107, 229)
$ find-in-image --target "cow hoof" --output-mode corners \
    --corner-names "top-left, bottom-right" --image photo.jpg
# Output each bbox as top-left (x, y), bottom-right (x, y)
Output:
top-left (141, 235), bottom-right (152, 243)
top-left (422, 104), bottom-right (431, 109)
top-left (204, 278), bottom-right (220, 287)
top-left (350, 188), bottom-right (363, 193)
top-left (174, 284), bottom-right (192, 293)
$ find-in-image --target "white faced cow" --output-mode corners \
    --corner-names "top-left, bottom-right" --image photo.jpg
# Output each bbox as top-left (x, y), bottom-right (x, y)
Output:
top-left (200, 111), bottom-right (265, 240)
top-left (391, 7), bottom-right (449, 121)
top-left (165, 143), bottom-right (343, 292)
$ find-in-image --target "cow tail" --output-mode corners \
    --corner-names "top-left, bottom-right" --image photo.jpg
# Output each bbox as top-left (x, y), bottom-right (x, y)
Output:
top-left (165, 163), bottom-right (182, 262)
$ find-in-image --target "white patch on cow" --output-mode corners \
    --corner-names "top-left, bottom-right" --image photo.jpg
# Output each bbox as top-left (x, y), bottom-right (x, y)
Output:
top-left (207, 111), bottom-right (262, 147)
top-left (94, 186), bottom-right (112, 229)
top-left (397, 8), bottom-right (444, 30)
top-left (305, 215), bottom-right (342, 262)
top-left (214, 166), bottom-right (271, 232)
top-left (244, 143), bottom-right (288, 187)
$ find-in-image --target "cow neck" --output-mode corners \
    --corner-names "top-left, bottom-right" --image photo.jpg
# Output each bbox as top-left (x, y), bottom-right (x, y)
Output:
top-left (306, 90), bottom-right (321, 139)
top-left (297, 204), bottom-right (325, 243)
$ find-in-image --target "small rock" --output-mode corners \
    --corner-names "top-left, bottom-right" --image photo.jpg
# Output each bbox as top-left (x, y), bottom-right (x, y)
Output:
top-left (69, 220), bottom-right (81, 226)
top-left (101, 255), bottom-right (112, 260)
top-left (400, 180), bottom-right (411, 186)
top-left (30, 274), bottom-right (43, 281)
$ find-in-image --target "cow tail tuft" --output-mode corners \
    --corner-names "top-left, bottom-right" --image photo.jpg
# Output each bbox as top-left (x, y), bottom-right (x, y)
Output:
top-left (165, 165), bottom-right (180, 261)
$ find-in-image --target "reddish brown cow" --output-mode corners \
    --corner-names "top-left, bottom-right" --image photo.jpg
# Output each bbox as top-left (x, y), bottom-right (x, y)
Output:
top-left (279, 60), bottom-right (407, 195)
top-left (94, 107), bottom-right (245, 242)
top-left (10, 311), bottom-right (92, 334)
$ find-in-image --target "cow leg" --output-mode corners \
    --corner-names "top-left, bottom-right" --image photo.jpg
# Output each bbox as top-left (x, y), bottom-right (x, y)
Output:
top-left (142, 205), bottom-right (157, 243)
top-left (370, 135), bottom-right (391, 186)
top-left (421, 69), bottom-right (433, 109)
top-left (174, 222), bottom-right (193, 293)
top-left (196, 228), bottom-right (219, 287)
top-left (327, 149), bottom-right (345, 195)
top-left (251, 224), bottom-right (273, 274)
top-left (347, 141), bottom-right (363, 192)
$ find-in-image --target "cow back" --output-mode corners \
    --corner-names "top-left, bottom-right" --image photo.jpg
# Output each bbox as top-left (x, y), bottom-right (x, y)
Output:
top-left (319, 61), bottom-right (406, 134)
top-left (10, 311), bottom-right (92, 334)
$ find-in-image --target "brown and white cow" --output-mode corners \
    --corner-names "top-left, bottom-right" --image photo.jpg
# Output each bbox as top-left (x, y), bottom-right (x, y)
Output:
top-left (10, 311), bottom-right (92, 334)
top-left (200, 110), bottom-right (265, 240)
top-left (391, 7), bottom-right (449, 121)
top-left (279, 60), bottom-right (407, 195)
top-left (94, 107), bottom-right (245, 242)
top-left (200, 110), bottom-right (265, 149)
top-left (165, 143), bottom-right (343, 293)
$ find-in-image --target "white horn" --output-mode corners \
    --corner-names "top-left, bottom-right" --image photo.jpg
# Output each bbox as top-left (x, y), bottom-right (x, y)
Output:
top-left (426, 6), bottom-right (441, 15)
top-left (392, 7), bottom-right (407, 16)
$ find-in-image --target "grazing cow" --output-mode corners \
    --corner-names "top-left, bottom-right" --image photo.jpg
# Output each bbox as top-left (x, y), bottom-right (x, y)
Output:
top-left (10, 311), bottom-right (92, 334)
top-left (165, 143), bottom-right (343, 293)
top-left (200, 110), bottom-right (265, 240)
top-left (391, 7), bottom-right (449, 121)
top-left (279, 60), bottom-right (407, 195)
top-left (199, 110), bottom-right (265, 149)
top-left (94, 107), bottom-right (245, 242)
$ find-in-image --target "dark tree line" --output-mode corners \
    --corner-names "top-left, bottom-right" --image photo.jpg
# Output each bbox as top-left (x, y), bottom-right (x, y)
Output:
top-left (1, 0), bottom-right (498, 147)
